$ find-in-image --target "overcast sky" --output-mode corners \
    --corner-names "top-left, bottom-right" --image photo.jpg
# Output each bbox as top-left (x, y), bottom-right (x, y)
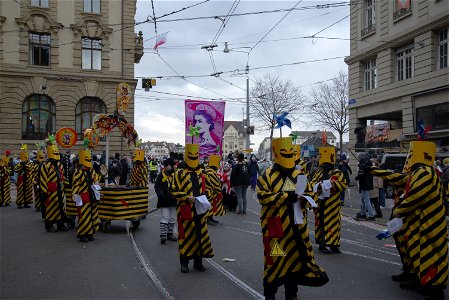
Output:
top-left (133, 0), bottom-right (351, 149)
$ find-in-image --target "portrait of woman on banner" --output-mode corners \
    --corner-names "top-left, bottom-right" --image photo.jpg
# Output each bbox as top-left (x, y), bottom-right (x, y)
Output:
top-left (193, 105), bottom-right (220, 157)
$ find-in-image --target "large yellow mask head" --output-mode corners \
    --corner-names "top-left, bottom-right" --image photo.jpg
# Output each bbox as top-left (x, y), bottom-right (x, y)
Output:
top-left (46, 145), bottom-right (60, 161)
top-left (20, 151), bottom-right (29, 162)
top-left (403, 141), bottom-right (436, 173)
top-left (294, 145), bottom-right (301, 164)
top-left (79, 149), bottom-right (92, 168)
top-left (36, 150), bottom-right (45, 163)
top-left (319, 147), bottom-right (336, 166)
top-left (133, 149), bottom-right (144, 162)
top-left (272, 137), bottom-right (295, 169)
top-left (184, 144), bottom-right (199, 169)
top-left (208, 154), bottom-right (221, 169)
top-left (0, 156), bottom-right (5, 167)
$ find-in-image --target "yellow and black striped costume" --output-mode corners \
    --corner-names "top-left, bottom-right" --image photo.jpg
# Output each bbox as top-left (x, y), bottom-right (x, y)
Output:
top-left (0, 166), bottom-right (11, 206)
top-left (370, 167), bottom-right (412, 273)
top-left (310, 168), bottom-right (347, 247)
top-left (61, 160), bottom-right (77, 219)
top-left (39, 161), bottom-right (66, 222)
top-left (297, 159), bottom-right (308, 175)
top-left (205, 167), bottom-right (225, 216)
top-left (14, 161), bottom-right (33, 206)
top-left (393, 165), bottom-right (448, 288)
top-left (72, 169), bottom-right (99, 238)
top-left (257, 166), bottom-right (328, 287)
top-left (130, 161), bottom-right (149, 187)
top-left (31, 162), bottom-right (44, 210)
top-left (171, 168), bottom-right (214, 259)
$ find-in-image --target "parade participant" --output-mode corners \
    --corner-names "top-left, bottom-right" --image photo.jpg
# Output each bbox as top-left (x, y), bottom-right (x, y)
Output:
top-left (61, 152), bottom-right (77, 229)
top-left (32, 146), bottom-right (46, 212)
top-left (39, 137), bottom-right (68, 232)
top-left (375, 141), bottom-right (448, 299)
top-left (171, 143), bottom-right (214, 273)
top-left (257, 137), bottom-right (329, 300)
top-left (72, 144), bottom-right (99, 242)
top-left (310, 147), bottom-right (347, 254)
top-left (205, 154), bottom-right (225, 225)
top-left (155, 157), bottom-right (177, 244)
top-left (15, 144), bottom-right (33, 208)
top-left (130, 148), bottom-right (149, 188)
top-left (0, 156), bottom-right (11, 207)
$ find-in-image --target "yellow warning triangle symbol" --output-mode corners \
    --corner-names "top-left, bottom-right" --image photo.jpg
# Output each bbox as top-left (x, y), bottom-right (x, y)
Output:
top-left (282, 177), bottom-right (296, 192)
top-left (270, 240), bottom-right (286, 257)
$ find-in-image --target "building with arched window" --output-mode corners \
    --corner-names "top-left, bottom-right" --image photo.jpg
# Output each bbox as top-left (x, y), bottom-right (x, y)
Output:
top-left (0, 0), bottom-right (144, 154)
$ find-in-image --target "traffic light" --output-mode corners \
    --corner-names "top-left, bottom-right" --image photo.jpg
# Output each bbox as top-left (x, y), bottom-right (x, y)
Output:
top-left (142, 78), bottom-right (156, 91)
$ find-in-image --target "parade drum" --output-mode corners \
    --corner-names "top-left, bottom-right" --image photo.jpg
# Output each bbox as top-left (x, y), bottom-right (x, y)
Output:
top-left (98, 186), bottom-right (149, 220)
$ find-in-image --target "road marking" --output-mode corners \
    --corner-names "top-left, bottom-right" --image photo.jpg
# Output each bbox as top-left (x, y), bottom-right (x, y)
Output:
top-left (241, 220), bottom-right (261, 225)
top-left (221, 225), bottom-right (261, 236)
top-left (340, 250), bottom-right (401, 266)
top-left (127, 223), bottom-right (175, 300)
top-left (246, 208), bottom-right (260, 216)
top-left (205, 258), bottom-right (264, 300)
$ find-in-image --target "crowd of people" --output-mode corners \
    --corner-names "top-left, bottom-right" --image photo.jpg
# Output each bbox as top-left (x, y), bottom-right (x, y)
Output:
top-left (0, 138), bottom-right (448, 300)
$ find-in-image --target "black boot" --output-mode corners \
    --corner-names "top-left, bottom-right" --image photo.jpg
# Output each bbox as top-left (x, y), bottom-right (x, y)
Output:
top-left (180, 262), bottom-right (189, 273)
top-left (391, 271), bottom-right (413, 282)
top-left (57, 223), bottom-right (69, 231)
top-left (425, 288), bottom-right (445, 300)
top-left (160, 237), bottom-right (166, 244)
top-left (399, 280), bottom-right (420, 291)
top-left (330, 246), bottom-right (341, 254)
top-left (193, 258), bottom-right (206, 271)
top-left (46, 224), bottom-right (57, 233)
top-left (370, 197), bottom-right (382, 218)
top-left (24, 204), bottom-right (31, 208)
top-left (167, 234), bottom-right (177, 242)
top-left (80, 237), bottom-right (89, 243)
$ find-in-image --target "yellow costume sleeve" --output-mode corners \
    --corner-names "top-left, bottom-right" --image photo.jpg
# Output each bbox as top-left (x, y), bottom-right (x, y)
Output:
top-left (171, 170), bottom-right (189, 204)
top-left (39, 163), bottom-right (49, 194)
top-left (256, 170), bottom-right (287, 208)
top-left (370, 167), bottom-right (408, 187)
top-left (331, 170), bottom-right (347, 193)
top-left (71, 170), bottom-right (82, 196)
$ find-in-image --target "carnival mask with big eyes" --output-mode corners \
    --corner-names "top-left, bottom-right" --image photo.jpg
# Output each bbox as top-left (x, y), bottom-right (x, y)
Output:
top-left (36, 150), bottom-right (45, 163)
top-left (319, 147), bottom-right (336, 166)
top-left (133, 149), bottom-right (144, 162)
top-left (79, 150), bottom-right (92, 168)
top-left (46, 145), bottom-right (60, 161)
top-left (208, 154), bottom-right (221, 169)
top-left (0, 157), bottom-right (5, 167)
top-left (272, 137), bottom-right (295, 169)
top-left (403, 141), bottom-right (436, 173)
top-left (20, 152), bottom-right (29, 162)
top-left (184, 144), bottom-right (199, 169)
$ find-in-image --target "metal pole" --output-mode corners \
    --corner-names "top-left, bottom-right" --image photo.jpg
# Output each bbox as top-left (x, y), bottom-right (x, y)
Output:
top-left (246, 78), bottom-right (250, 151)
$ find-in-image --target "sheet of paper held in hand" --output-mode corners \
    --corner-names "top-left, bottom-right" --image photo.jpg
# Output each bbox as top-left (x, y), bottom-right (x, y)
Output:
top-left (195, 195), bottom-right (211, 215)
top-left (293, 201), bottom-right (304, 224)
top-left (387, 218), bottom-right (403, 235)
top-left (295, 175), bottom-right (307, 196)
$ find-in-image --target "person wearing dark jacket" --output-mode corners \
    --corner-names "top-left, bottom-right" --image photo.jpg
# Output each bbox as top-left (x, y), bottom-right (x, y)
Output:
top-left (230, 153), bottom-right (250, 214)
top-left (249, 155), bottom-right (259, 191)
top-left (119, 155), bottom-right (129, 185)
top-left (355, 154), bottom-right (375, 220)
top-left (155, 158), bottom-right (177, 244)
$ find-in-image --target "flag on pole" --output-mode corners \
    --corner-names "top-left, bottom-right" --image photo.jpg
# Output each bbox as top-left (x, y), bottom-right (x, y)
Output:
top-left (154, 33), bottom-right (168, 50)
top-left (321, 130), bottom-right (327, 145)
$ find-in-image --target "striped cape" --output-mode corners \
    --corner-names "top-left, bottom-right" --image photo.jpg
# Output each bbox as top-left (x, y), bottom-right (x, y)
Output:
top-left (0, 166), bottom-right (11, 205)
top-left (39, 161), bottom-right (66, 222)
top-left (14, 161), bottom-right (34, 206)
top-left (205, 167), bottom-right (225, 216)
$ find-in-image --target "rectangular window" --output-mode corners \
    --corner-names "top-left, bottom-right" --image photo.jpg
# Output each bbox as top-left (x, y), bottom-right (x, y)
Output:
top-left (29, 32), bottom-right (51, 66)
top-left (438, 28), bottom-right (448, 69)
top-left (83, 0), bottom-right (100, 13)
top-left (31, 0), bottom-right (49, 7)
top-left (361, 0), bottom-right (376, 37)
top-left (393, 0), bottom-right (412, 21)
top-left (364, 58), bottom-right (377, 91)
top-left (82, 37), bottom-right (102, 70)
top-left (416, 103), bottom-right (449, 131)
top-left (396, 45), bottom-right (414, 81)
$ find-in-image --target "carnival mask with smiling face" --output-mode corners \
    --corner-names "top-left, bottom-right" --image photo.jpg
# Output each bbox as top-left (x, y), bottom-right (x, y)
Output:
top-left (294, 145), bottom-right (301, 164)
top-left (46, 145), bottom-right (60, 161)
top-left (20, 151), bottom-right (29, 162)
top-left (208, 154), bottom-right (221, 169)
top-left (185, 144), bottom-right (199, 169)
top-left (272, 137), bottom-right (295, 169)
top-left (133, 149), bottom-right (144, 162)
top-left (79, 150), bottom-right (92, 168)
top-left (403, 141), bottom-right (436, 173)
top-left (0, 156), bottom-right (5, 168)
top-left (319, 147), bottom-right (336, 166)
top-left (36, 150), bottom-right (45, 163)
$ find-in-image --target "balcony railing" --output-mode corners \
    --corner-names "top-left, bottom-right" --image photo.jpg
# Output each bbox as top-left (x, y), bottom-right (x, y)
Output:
top-left (361, 23), bottom-right (376, 38)
top-left (393, 7), bottom-right (412, 21)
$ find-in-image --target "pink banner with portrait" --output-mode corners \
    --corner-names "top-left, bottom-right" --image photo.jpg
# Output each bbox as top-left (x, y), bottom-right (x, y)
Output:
top-left (185, 100), bottom-right (226, 159)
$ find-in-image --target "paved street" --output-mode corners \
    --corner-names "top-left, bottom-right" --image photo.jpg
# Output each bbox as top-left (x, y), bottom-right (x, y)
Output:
top-left (1, 184), bottom-right (447, 299)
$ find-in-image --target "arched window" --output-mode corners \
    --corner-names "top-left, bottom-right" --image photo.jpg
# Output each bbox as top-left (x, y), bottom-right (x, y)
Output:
top-left (75, 97), bottom-right (106, 139)
top-left (22, 94), bottom-right (56, 140)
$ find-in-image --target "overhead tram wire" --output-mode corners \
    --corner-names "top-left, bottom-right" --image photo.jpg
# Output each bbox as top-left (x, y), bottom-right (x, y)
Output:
top-left (150, 0), bottom-right (158, 49)
top-left (155, 0), bottom-right (211, 20)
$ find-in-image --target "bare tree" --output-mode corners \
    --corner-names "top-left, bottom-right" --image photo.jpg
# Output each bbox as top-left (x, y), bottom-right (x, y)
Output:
top-left (307, 71), bottom-right (349, 153)
top-left (250, 74), bottom-right (306, 159)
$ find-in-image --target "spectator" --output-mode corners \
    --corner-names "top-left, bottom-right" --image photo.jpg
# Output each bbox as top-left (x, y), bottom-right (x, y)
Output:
top-left (370, 175), bottom-right (383, 218)
top-left (119, 154), bottom-right (130, 185)
top-left (258, 158), bottom-right (269, 176)
top-left (355, 154), bottom-right (375, 221)
top-left (108, 153), bottom-right (122, 185)
top-left (230, 153), bottom-right (250, 214)
top-left (248, 155), bottom-right (259, 191)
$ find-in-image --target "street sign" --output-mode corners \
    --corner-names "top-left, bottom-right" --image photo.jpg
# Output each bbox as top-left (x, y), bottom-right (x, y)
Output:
top-left (348, 99), bottom-right (356, 105)
top-left (142, 78), bottom-right (157, 91)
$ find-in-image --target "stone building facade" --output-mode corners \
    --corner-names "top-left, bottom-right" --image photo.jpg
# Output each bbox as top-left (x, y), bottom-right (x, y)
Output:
top-left (0, 0), bottom-right (143, 155)
top-left (345, 0), bottom-right (449, 165)
top-left (222, 121), bottom-right (246, 157)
